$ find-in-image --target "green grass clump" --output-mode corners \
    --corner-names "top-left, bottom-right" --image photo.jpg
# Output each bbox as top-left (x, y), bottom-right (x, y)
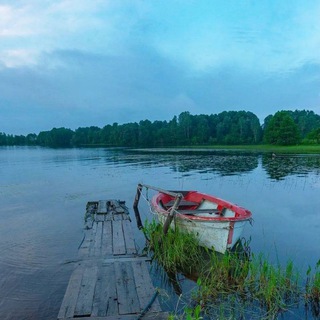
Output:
top-left (144, 220), bottom-right (320, 319)
top-left (305, 260), bottom-right (320, 317)
top-left (143, 219), bottom-right (203, 274)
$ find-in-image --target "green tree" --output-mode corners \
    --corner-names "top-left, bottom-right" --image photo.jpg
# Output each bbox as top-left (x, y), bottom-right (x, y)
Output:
top-left (263, 111), bottom-right (300, 145)
top-left (305, 128), bottom-right (320, 144)
top-left (289, 110), bottom-right (320, 138)
top-left (26, 133), bottom-right (37, 145)
top-left (178, 111), bottom-right (193, 145)
top-left (37, 127), bottom-right (74, 147)
top-left (192, 114), bottom-right (210, 144)
top-left (119, 122), bottom-right (139, 146)
top-left (138, 120), bottom-right (154, 147)
top-left (0, 132), bottom-right (7, 145)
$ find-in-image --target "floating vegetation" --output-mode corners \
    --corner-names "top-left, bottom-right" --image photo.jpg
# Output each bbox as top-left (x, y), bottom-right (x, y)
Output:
top-left (143, 220), bottom-right (320, 319)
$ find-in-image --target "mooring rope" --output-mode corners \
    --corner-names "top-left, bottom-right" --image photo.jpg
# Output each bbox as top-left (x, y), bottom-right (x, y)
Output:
top-left (136, 288), bottom-right (160, 320)
top-left (139, 188), bottom-right (161, 216)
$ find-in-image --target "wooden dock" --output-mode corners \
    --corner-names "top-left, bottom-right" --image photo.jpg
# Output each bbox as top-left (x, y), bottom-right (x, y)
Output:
top-left (58, 200), bottom-right (168, 320)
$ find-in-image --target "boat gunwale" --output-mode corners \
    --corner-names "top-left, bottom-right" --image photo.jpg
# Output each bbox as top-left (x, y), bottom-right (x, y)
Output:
top-left (151, 191), bottom-right (252, 223)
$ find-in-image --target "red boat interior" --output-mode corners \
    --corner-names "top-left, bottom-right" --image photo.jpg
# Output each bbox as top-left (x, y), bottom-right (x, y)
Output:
top-left (159, 191), bottom-right (226, 216)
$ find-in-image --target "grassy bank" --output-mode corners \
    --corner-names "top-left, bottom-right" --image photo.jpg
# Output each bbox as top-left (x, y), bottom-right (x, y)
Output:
top-left (143, 220), bottom-right (320, 319)
top-left (184, 144), bottom-right (320, 154)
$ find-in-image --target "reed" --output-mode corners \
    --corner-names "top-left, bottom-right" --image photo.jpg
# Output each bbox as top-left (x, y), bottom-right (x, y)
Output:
top-left (143, 219), bottom-right (202, 274)
top-left (305, 260), bottom-right (320, 317)
top-left (143, 220), bottom-right (320, 319)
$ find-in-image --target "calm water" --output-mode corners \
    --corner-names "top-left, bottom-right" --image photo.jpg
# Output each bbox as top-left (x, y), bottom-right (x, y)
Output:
top-left (0, 146), bottom-right (319, 319)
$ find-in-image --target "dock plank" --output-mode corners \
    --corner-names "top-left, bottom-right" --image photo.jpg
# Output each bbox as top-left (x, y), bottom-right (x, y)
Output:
top-left (92, 222), bottom-right (103, 257)
top-left (97, 200), bottom-right (108, 214)
top-left (115, 261), bottom-right (140, 315)
top-left (58, 265), bottom-right (84, 319)
top-left (132, 260), bottom-right (162, 312)
top-left (74, 265), bottom-right (99, 317)
top-left (122, 220), bottom-right (137, 255)
top-left (92, 263), bottom-right (118, 317)
top-left (112, 220), bottom-right (126, 255)
top-left (101, 221), bottom-right (113, 257)
top-left (58, 199), bottom-right (168, 319)
top-left (73, 313), bottom-right (170, 320)
top-left (78, 229), bottom-right (93, 258)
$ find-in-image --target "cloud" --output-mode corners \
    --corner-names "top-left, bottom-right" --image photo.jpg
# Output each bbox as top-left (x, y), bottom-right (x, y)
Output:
top-left (0, 1), bottom-right (148, 67)
top-left (148, 1), bottom-right (320, 73)
top-left (1, 1), bottom-right (319, 135)
top-left (1, 1), bottom-right (320, 73)
top-left (1, 47), bottom-right (319, 135)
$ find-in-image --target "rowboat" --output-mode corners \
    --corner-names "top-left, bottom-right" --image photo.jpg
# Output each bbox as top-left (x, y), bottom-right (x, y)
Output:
top-left (149, 189), bottom-right (252, 254)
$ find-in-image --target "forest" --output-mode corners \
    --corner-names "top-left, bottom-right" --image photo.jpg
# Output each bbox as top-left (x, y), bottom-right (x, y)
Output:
top-left (1, 109), bottom-right (320, 148)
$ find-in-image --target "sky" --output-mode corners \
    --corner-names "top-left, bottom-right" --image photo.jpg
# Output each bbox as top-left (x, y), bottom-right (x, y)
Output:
top-left (1, 0), bottom-right (320, 135)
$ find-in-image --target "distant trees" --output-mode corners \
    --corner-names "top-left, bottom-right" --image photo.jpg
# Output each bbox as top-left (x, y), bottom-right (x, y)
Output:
top-left (263, 111), bottom-right (300, 145)
top-left (214, 111), bottom-right (262, 145)
top-left (1, 109), bottom-right (320, 148)
top-left (305, 128), bottom-right (320, 144)
top-left (37, 128), bottom-right (74, 147)
top-left (289, 110), bottom-right (320, 138)
top-left (263, 109), bottom-right (320, 145)
top-left (0, 132), bottom-right (33, 146)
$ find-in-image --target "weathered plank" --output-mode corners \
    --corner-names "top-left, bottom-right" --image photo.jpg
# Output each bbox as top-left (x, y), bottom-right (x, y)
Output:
top-left (114, 261), bottom-right (140, 315)
top-left (113, 213), bottom-right (124, 221)
top-left (102, 256), bottom-right (150, 264)
top-left (96, 214), bottom-right (106, 222)
top-left (59, 199), bottom-right (168, 320)
top-left (122, 219), bottom-right (137, 255)
top-left (112, 220), bottom-right (126, 255)
top-left (101, 221), bottom-right (113, 257)
top-left (70, 313), bottom-right (170, 320)
top-left (74, 265), bottom-right (99, 317)
top-left (97, 200), bottom-right (108, 214)
top-left (92, 263), bottom-right (117, 317)
top-left (79, 229), bottom-right (94, 258)
top-left (132, 260), bottom-right (162, 313)
top-left (92, 222), bottom-right (103, 257)
top-left (58, 265), bottom-right (84, 319)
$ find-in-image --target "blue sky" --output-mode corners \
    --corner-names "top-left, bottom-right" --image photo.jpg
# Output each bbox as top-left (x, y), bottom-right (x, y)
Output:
top-left (1, 0), bottom-right (320, 135)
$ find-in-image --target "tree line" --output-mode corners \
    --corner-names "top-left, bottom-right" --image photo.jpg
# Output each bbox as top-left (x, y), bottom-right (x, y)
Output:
top-left (1, 109), bottom-right (320, 148)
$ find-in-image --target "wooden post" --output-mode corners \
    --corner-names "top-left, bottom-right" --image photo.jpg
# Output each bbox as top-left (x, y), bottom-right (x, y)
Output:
top-left (133, 183), bottom-right (183, 235)
top-left (163, 193), bottom-right (182, 234)
top-left (133, 207), bottom-right (143, 230)
top-left (133, 184), bottom-right (143, 229)
top-left (133, 183), bottom-right (142, 209)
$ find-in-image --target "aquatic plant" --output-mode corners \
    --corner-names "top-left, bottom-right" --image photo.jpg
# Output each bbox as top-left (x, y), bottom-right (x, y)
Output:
top-left (143, 220), bottom-right (319, 319)
top-left (305, 260), bottom-right (320, 318)
top-left (143, 219), bottom-right (202, 274)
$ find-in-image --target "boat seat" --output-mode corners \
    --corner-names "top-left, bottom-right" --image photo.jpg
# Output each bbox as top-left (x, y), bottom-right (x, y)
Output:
top-left (176, 209), bottom-right (221, 215)
top-left (165, 200), bottom-right (199, 207)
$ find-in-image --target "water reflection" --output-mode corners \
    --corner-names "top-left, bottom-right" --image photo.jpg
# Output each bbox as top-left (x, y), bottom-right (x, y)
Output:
top-left (114, 149), bottom-right (320, 180)
top-left (1, 147), bottom-right (320, 319)
top-left (114, 149), bottom-right (260, 176)
top-left (262, 153), bottom-right (320, 180)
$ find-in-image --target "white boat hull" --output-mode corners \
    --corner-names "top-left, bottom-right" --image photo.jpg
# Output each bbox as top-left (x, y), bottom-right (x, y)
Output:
top-left (155, 212), bottom-right (248, 254)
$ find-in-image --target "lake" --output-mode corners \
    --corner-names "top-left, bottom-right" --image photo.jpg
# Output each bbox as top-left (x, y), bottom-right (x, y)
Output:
top-left (0, 146), bottom-right (319, 319)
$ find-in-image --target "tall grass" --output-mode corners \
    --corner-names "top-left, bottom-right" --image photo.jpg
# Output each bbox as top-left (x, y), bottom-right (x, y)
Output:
top-left (143, 219), bottom-right (202, 274)
top-left (305, 260), bottom-right (320, 318)
top-left (143, 220), bottom-right (320, 319)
